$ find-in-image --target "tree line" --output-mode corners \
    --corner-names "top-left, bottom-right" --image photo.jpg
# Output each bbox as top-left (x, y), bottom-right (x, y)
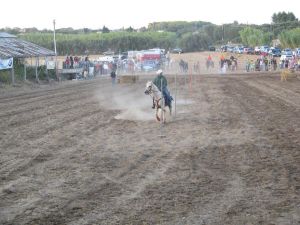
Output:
top-left (239, 12), bottom-right (300, 48)
top-left (19, 32), bottom-right (176, 55)
top-left (2, 11), bottom-right (299, 54)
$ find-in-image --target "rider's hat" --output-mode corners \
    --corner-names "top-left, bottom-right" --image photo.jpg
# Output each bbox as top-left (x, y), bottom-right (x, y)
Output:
top-left (156, 69), bottom-right (163, 75)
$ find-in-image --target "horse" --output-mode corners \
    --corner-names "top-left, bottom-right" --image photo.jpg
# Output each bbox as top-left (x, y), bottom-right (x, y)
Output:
top-left (144, 81), bottom-right (172, 122)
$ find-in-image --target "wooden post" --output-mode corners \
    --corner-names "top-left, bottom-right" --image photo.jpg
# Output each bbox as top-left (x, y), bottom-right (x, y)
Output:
top-left (53, 19), bottom-right (59, 81)
top-left (24, 64), bottom-right (27, 81)
top-left (11, 66), bottom-right (15, 85)
top-left (174, 72), bottom-right (177, 118)
top-left (45, 57), bottom-right (49, 82)
top-left (160, 78), bottom-right (164, 125)
top-left (45, 67), bottom-right (49, 82)
top-left (35, 57), bottom-right (39, 82)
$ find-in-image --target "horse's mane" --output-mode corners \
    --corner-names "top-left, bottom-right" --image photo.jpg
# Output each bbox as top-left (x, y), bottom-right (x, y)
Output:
top-left (151, 82), bottom-right (160, 92)
top-left (146, 81), bottom-right (159, 93)
top-left (146, 81), bottom-right (162, 100)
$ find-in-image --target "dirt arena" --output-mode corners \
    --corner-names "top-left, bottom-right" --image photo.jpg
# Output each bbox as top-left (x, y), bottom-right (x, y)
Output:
top-left (0, 67), bottom-right (300, 224)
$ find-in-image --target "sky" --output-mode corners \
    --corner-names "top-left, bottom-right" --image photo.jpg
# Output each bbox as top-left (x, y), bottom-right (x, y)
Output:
top-left (1, 0), bottom-right (300, 30)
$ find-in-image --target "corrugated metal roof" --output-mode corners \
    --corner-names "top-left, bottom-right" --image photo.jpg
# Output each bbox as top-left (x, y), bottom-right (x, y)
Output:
top-left (0, 32), bottom-right (55, 58)
top-left (0, 32), bottom-right (17, 38)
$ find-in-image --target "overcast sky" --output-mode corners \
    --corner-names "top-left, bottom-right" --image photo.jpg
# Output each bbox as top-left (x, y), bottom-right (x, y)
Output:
top-left (1, 0), bottom-right (300, 30)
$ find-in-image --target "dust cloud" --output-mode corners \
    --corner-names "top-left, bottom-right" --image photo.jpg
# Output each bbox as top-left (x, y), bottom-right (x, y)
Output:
top-left (95, 85), bottom-right (154, 121)
top-left (94, 82), bottom-right (195, 121)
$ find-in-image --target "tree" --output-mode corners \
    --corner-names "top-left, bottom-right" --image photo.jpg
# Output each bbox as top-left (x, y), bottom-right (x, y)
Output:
top-left (239, 27), bottom-right (272, 46)
top-left (179, 32), bottom-right (210, 52)
top-left (83, 28), bottom-right (90, 33)
top-left (102, 26), bottom-right (110, 33)
top-left (138, 27), bottom-right (147, 32)
top-left (279, 28), bottom-right (300, 48)
top-left (272, 12), bottom-right (298, 24)
top-left (125, 26), bottom-right (135, 32)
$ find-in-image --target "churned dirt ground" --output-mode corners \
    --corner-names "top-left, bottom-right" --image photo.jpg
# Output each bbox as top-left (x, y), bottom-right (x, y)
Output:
top-left (0, 69), bottom-right (300, 225)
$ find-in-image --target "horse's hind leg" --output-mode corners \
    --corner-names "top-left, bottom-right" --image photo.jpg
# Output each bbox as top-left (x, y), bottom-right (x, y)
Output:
top-left (156, 109), bottom-right (161, 122)
top-left (156, 114), bottom-right (161, 121)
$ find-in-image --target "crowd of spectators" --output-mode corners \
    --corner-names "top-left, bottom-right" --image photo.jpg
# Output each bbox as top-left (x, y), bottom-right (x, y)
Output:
top-left (245, 55), bottom-right (300, 72)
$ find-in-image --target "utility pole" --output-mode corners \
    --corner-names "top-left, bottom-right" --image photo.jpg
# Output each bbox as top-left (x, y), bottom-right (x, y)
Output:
top-left (222, 24), bottom-right (224, 43)
top-left (53, 19), bottom-right (58, 81)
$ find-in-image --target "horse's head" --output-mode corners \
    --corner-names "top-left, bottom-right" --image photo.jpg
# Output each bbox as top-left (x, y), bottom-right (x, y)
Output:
top-left (144, 81), bottom-right (153, 95)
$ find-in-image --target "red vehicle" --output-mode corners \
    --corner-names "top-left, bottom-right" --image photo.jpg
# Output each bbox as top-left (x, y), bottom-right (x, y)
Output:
top-left (137, 49), bottom-right (161, 61)
top-left (136, 49), bottom-right (162, 71)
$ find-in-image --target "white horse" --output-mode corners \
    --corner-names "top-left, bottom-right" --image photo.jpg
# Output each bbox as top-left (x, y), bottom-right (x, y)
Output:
top-left (144, 81), bottom-right (172, 122)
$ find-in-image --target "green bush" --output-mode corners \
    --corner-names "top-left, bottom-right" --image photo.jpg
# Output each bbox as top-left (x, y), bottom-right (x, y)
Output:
top-left (0, 59), bottom-right (56, 84)
top-left (279, 28), bottom-right (300, 48)
top-left (0, 70), bottom-right (11, 83)
top-left (239, 27), bottom-right (272, 46)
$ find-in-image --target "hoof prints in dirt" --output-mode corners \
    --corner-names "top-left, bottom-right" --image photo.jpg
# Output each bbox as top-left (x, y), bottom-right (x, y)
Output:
top-left (0, 75), bottom-right (299, 225)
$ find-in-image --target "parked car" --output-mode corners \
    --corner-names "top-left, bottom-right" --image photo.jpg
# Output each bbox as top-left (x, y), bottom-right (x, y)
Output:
top-left (221, 45), bottom-right (228, 52)
top-left (269, 48), bottom-right (281, 57)
top-left (244, 47), bottom-right (254, 54)
top-left (171, 48), bottom-right (183, 54)
top-left (103, 50), bottom-right (114, 55)
top-left (209, 46), bottom-right (216, 51)
top-left (281, 48), bottom-right (293, 55)
top-left (295, 48), bottom-right (300, 57)
top-left (234, 47), bottom-right (244, 54)
top-left (227, 46), bottom-right (234, 53)
top-left (254, 46), bottom-right (261, 55)
top-left (260, 45), bottom-right (269, 54)
top-left (280, 52), bottom-right (293, 61)
top-left (141, 60), bottom-right (158, 72)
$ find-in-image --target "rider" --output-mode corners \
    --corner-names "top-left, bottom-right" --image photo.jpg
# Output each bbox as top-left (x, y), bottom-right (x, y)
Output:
top-left (152, 69), bottom-right (173, 108)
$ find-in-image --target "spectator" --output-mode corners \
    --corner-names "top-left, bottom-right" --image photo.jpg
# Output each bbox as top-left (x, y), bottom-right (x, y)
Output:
top-left (245, 59), bottom-right (250, 72)
top-left (70, 56), bottom-right (74, 69)
top-left (65, 56), bottom-right (70, 69)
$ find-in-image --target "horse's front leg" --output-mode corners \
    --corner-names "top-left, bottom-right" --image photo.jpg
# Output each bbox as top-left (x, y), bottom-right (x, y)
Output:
top-left (155, 107), bottom-right (160, 121)
top-left (152, 97), bottom-right (155, 109)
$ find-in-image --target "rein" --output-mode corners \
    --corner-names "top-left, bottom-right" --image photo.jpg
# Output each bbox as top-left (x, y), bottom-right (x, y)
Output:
top-left (154, 98), bottom-right (162, 108)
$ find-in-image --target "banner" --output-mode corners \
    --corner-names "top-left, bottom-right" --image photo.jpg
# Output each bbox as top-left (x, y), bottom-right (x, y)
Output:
top-left (47, 61), bottom-right (55, 70)
top-left (0, 57), bottom-right (13, 70)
